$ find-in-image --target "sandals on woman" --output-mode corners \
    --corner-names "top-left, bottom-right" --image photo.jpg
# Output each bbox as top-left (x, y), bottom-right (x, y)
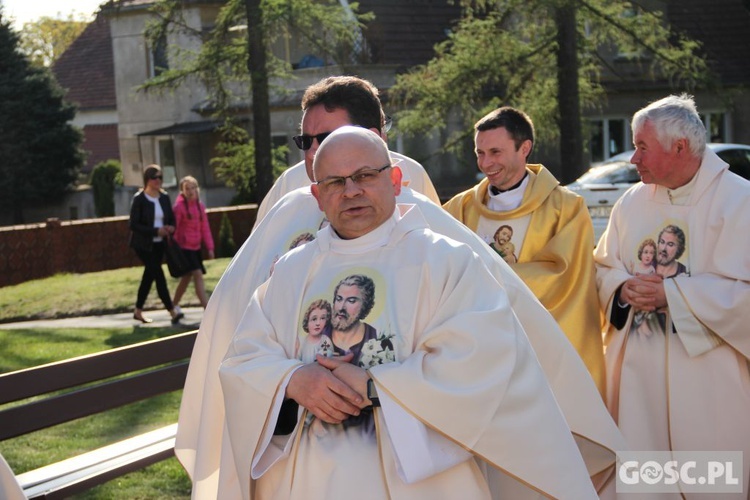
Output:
top-left (133, 311), bottom-right (153, 324)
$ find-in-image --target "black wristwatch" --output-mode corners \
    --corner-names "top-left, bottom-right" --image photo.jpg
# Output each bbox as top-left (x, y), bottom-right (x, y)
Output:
top-left (367, 378), bottom-right (381, 407)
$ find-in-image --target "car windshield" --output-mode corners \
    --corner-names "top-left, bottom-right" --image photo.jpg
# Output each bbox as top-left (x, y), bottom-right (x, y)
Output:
top-left (576, 161), bottom-right (639, 184)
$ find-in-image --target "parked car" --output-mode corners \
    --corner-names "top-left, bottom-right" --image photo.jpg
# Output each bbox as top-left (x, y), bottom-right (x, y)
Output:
top-left (567, 143), bottom-right (750, 242)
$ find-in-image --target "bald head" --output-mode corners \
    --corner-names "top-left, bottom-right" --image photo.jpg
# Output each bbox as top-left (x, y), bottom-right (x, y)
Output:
top-left (313, 126), bottom-right (390, 180)
top-left (310, 126), bottom-right (403, 240)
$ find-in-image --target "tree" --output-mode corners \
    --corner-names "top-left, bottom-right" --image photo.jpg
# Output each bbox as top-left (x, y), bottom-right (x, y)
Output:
top-left (141, 0), bottom-right (371, 201)
top-left (19, 14), bottom-right (89, 67)
top-left (0, 13), bottom-right (85, 224)
top-left (210, 125), bottom-right (288, 204)
top-left (245, 0), bottom-right (273, 197)
top-left (391, 0), bottom-right (712, 183)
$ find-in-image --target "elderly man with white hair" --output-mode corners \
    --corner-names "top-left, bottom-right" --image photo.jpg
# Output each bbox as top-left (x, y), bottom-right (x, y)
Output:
top-left (595, 94), bottom-right (750, 498)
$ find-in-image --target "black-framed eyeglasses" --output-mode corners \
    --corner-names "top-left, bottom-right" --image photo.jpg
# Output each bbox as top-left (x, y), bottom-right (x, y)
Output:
top-left (292, 132), bottom-right (331, 151)
top-left (315, 164), bottom-right (391, 193)
top-left (150, 175), bottom-right (163, 180)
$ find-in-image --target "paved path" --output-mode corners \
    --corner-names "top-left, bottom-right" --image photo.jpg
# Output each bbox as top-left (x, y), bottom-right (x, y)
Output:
top-left (0, 307), bottom-right (204, 330)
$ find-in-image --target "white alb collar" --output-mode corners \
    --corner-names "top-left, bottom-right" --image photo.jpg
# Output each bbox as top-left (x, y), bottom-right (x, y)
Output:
top-left (325, 208), bottom-right (401, 254)
top-left (487, 174), bottom-right (530, 212)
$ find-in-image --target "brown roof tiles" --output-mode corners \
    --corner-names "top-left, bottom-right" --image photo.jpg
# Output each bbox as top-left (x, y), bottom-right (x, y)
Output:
top-left (52, 14), bottom-right (115, 110)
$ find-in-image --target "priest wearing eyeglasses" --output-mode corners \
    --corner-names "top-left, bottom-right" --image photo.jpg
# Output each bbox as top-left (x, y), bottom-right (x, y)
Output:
top-left (218, 126), bottom-right (598, 499)
top-left (175, 94), bottom-right (625, 499)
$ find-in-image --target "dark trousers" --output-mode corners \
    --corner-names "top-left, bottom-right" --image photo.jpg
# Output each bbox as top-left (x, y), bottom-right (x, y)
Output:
top-left (135, 241), bottom-right (173, 310)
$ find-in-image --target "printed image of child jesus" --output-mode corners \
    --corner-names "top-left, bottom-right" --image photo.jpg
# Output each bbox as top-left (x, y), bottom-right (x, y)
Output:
top-left (631, 238), bottom-right (660, 335)
top-left (634, 238), bottom-right (657, 275)
top-left (298, 299), bottom-right (333, 362)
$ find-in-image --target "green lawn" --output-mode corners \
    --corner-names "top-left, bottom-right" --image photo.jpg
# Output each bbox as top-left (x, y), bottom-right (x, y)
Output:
top-left (0, 261), bottom-right (233, 498)
top-left (0, 258), bottom-right (230, 323)
top-left (0, 327), bottom-right (192, 498)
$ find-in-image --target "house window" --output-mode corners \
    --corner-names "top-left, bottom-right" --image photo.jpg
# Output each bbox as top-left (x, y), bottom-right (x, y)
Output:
top-left (589, 118), bottom-right (630, 163)
top-left (702, 112), bottom-right (728, 143)
top-left (148, 35), bottom-right (169, 78)
top-left (158, 139), bottom-right (177, 187)
top-left (613, 3), bottom-right (664, 61)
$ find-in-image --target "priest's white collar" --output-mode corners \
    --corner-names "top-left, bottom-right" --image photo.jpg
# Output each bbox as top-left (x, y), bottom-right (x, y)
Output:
top-left (487, 174), bottom-right (530, 212)
top-left (666, 169), bottom-right (699, 206)
top-left (317, 204), bottom-right (426, 254)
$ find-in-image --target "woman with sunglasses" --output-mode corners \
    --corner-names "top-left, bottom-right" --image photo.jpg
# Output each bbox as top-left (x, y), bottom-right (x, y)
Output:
top-left (128, 164), bottom-right (183, 324)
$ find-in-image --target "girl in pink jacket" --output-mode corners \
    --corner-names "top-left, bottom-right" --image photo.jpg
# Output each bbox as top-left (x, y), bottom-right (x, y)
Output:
top-left (172, 176), bottom-right (215, 310)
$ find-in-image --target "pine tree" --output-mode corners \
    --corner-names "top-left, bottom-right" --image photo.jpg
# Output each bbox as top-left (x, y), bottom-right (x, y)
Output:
top-left (0, 12), bottom-right (84, 224)
top-left (391, 0), bottom-right (711, 183)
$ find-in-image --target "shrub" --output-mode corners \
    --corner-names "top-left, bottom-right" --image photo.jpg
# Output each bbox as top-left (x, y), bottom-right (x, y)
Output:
top-left (90, 159), bottom-right (122, 217)
top-left (217, 212), bottom-right (236, 258)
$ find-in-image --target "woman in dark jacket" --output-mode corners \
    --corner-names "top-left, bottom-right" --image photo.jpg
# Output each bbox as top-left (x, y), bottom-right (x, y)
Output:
top-left (129, 164), bottom-right (184, 324)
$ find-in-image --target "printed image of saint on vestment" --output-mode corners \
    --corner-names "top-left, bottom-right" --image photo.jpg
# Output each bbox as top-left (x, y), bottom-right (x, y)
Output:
top-left (297, 299), bottom-right (334, 363)
top-left (298, 272), bottom-right (395, 429)
top-left (269, 230), bottom-right (318, 277)
top-left (298, 274), bottom-right (394, 367)
top-left (630, 224), bottom-right (689, 336)
top-left (489, 224), bottom-right (517, 264)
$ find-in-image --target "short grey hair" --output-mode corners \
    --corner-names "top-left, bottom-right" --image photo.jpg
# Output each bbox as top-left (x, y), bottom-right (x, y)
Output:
top-left (632, 94), bottom-right (706, 158)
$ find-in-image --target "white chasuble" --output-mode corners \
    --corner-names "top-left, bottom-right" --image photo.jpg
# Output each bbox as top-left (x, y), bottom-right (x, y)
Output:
top-left (0, 453), bottom-right (25, 500)
top-left (219, 206), bottom-right (596, 500)
top-left (176, 187), bottom-right (624, 500)
top-left (252, 152), bottom-right (439, 230)
top-left (595, 148), bottom-right (750, 499)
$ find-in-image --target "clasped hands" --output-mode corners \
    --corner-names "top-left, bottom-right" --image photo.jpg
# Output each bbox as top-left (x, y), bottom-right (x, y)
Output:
top-left (286, 353), bottom-right (374, 424)
top-left (619, 273), bottom-right (668, 312)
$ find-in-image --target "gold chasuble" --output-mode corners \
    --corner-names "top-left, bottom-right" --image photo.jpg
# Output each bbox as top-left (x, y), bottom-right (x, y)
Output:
top-left (443, 164), bottom-right (606, 396)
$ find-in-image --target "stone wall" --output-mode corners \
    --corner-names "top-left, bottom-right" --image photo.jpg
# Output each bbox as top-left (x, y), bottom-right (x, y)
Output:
top-left (0, 205), bottom-right (257, 288)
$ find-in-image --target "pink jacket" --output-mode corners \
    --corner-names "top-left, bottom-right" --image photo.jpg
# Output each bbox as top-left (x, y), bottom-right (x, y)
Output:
top-left (173, 194), bottom-right (214, 252)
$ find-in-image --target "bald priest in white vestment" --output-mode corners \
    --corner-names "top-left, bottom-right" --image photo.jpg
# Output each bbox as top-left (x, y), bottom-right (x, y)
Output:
top-left (252, 150), bottom-right (439, 231)
top-left (216, 127), bottom-right (600, 499)
top-left (174, 133), bottom-right (626, 496)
